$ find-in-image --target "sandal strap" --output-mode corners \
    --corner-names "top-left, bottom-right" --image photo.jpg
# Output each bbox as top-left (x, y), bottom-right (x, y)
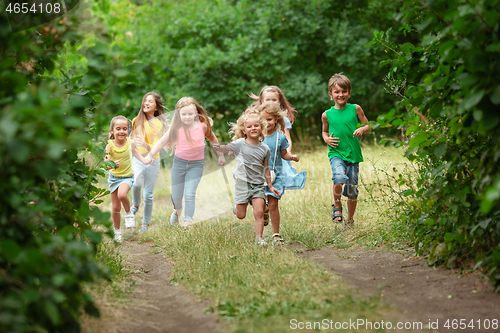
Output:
top-left (332, 205), bottom-right (342, 212)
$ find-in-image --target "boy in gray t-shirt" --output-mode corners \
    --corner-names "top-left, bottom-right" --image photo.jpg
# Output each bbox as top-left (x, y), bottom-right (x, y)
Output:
top-left (214, 110), bottom-right (281, 246)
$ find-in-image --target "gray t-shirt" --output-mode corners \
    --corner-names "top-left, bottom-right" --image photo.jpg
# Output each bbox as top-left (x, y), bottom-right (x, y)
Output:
top-left (228, 138), bottom-right (270, 185)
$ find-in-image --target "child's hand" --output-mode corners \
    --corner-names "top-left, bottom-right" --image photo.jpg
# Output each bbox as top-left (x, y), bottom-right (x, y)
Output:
top-left (143, 155), bottom-right (152, 165)
top-left (290, 154), bottom-right (299, 162)
top-left (269, 186), bottom-right (281, 198)
top-left (353, 127), bottom-right (367, 138)
top-left (228, 151), bottom-right (235, 157)
top-left (135, 135), bottom-right (149, 149)
top-left (325, 133), bottom-right (339, 148)
top-left (212, 143), bottom-right (221, 151)
top-left (218, 154), bottom-right (226, 166)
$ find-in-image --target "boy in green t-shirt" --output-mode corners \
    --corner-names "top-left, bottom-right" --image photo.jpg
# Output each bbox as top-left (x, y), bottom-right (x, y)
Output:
top-left (321, 73), bottom-right (370, 227)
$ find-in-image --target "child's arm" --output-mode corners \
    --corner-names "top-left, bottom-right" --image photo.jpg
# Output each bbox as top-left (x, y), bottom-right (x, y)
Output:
top-left (281, 149), bottom-right (299, 162)
top-left (148, 128), bottom-right (170, 158)
top-left (104, 144), bottom-right (119, 169)
top-left (130, 140), bottom-right (149, 164)
top-left (321, 112), bottom-right (339, 148)
top-left (264, 160), bottom-right (281, 198)
top-left (204, 123), bottom-right (226, 166)
top-left (212, 143), bottom-right (229, 154)
top-left (284, 129), bottom-right (293, 154)
top-left (353, 105), bottom-right (370, 138)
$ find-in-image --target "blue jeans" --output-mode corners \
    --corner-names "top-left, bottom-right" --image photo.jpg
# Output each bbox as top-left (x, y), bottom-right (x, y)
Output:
top-left (132, 157), bottom-right (160, 224)
top-left (329, 156), bottom-right (359, 199)
top-left (171, 156), bottom-right (204, 220)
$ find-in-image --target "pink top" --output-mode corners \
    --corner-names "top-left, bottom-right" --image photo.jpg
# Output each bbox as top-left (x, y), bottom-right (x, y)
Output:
top-left (175, 122), bottom-right (206, 161)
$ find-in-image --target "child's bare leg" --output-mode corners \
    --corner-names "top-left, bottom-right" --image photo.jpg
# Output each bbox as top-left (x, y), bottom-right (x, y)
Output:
top-left (235, 203), bottom-right (248, 220)
top-left (110, 191), bottom-right (121, 230)
top-left (117, 184), bottom-right (131, 212)
top-left (267, 195), bottom-right (280, 234)
top-left (251, 198), bottom-right (265, 238)
top-left (347, 199), bottom-right (357, 222)
top-left (333, 183), bottom-right (343, 222)
top-left (173, 208), bottom-right (183, 217)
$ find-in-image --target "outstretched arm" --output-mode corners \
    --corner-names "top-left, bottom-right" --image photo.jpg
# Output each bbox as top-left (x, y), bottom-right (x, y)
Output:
top-left (204, 123), bottom-right (226, 166)
top-left (149, 128), bottom-right (170, 158)
top-left (353, 105), bottom-right (370, 137)
top-left (281, 149), bottom-right (299, 162)
top-left (322, 112), bottom-right (339, 148)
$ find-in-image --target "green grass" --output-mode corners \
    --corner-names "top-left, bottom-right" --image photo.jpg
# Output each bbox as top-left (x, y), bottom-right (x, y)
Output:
top-left (91, 144), bottom-right (415, 332)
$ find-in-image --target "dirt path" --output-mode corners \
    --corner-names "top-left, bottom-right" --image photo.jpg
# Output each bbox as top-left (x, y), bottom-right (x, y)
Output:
top-left (298, 246), bottom-right (500, 332)
top-left (115, 241), bottom-right (222, 333)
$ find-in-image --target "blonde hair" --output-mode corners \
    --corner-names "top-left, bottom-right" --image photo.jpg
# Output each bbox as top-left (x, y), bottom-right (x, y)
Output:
top-left (229, 108), bottom-right (267, 141)
top-left (328, 73), bottom-right (351, 93)
top-left (164, 97), bottom-right (213, 149)
top-left (256, 102), bottom-right (287, 134)
top-left (108, 115), bottom-right (129, 140)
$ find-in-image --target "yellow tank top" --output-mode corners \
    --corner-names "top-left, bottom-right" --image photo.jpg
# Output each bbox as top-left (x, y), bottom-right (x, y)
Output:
top-left (108, 137), bottom-right (134, 177)
top-left (132, 117), bottom-right (164, 159)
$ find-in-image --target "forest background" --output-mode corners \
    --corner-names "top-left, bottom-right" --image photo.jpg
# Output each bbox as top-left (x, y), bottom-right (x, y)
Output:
top-left (1, 0), bottom-right (499, 331)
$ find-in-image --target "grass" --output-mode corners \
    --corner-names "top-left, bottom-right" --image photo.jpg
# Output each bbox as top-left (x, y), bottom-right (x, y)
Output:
top-left (87, 143), bottom-right (416, 332)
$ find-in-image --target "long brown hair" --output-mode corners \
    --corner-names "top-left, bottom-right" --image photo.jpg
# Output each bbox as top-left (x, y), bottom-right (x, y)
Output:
top-left (132, 92), bottom-right (167, 142)
top-left (249, 85), bottom-right (297, 124)
top-left (164, 97), bottom-right (213, 149)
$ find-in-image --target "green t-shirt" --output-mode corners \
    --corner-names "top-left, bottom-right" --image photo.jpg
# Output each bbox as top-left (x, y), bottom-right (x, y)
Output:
top-left (326, 103), bottom-right (363, 163)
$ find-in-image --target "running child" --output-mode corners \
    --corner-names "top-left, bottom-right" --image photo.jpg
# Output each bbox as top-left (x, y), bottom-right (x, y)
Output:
top-left (145, 97), bottom-right (225, 228)
top-left (257, 102), bottom-right (299, 245)
top-left (214, 109), bottom-right (281, 246)
top-left (131, 92), bottom-right (168, 231)
top-left (251, 85), bottom-right (306, 190)
top-left (321, 73), bottom-right (370, 227)
top-left (105, 116), bottom-right (149, 242)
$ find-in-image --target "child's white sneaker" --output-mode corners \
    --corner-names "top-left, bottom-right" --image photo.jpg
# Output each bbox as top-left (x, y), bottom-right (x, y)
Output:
top-left (124, 211), bottom-right (135, 228)
top-left (255, 236), bottom-right (267, 246)
top-left (170, 212), bottom-right (179, 226)
top-left (113, 229), bottom-right (122, 243)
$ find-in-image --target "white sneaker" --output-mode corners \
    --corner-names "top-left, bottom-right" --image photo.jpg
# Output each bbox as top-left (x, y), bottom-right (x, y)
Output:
top-left (113, 229), bottom-right (122, 243)
top-left (255, 236), bottom-right (267, 246)
top-left (124, 211), bottom-right (135, 228)
top-left (232, 205), bottom-right (237, 215)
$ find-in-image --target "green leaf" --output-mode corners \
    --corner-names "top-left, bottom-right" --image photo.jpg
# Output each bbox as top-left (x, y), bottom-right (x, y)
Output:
top-left (0, 239), bottom-right (21, 261)
top-left (84, 230), bottom-right (102, 243)
top-left (491, 86), bottom-right (500, 105)
top-left (409, 131), bottom-right (427, 149)
top-left (434, 143), bottom-right (447, 158)
top-left (459, 90), bottom-right (485, 112)
top-left (44, 300), bottom-right (61, 325)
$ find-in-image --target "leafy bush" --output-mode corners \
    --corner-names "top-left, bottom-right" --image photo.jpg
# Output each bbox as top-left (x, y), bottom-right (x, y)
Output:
top-left (0, 2), bottom-right (136, 331)
top-left (370, 0), bottom-right (500, 290)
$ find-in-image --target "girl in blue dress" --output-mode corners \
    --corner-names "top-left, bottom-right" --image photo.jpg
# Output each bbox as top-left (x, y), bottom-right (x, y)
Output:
top-left (256, 102), bottom-right (299, 245)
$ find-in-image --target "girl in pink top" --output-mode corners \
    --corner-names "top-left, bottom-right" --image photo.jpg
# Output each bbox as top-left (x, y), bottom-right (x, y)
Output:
top-left (147, 97), bottom-right (225, 228)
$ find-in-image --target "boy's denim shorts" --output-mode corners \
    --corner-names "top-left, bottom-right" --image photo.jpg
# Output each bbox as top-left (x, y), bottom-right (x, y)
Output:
top-left (329, 157), bottom-right (359, 199)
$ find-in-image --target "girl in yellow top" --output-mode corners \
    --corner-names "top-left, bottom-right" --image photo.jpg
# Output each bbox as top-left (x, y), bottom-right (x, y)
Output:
top-left (130, 92), bottom-right (168, 231)
top-left (105, 116), bottom-right (148, 242)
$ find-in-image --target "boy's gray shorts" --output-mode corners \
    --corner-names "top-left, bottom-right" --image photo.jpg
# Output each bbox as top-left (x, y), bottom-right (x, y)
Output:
top-left (234, 179), bottom-right (266, 204)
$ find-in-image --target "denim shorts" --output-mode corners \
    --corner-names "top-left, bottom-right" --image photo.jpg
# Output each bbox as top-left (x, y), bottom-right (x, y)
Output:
top-left (108, 174), bottom-right (134, 194)
top-left (329, 157), bottom-right (359, 199)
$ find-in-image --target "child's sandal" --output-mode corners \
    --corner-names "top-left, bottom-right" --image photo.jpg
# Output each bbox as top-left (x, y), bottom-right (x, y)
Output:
top-left (332, 205), bottom-right (343, 223)
top-left (345, 219), bottom-right (354, 229)
top-left (272, 233), bottom-right (284, 246)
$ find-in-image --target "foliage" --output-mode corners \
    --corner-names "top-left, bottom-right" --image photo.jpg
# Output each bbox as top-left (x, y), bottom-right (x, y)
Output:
top-left (101, 0), bottom-right (402, 141)
top-left (0, 1), bottom-right (137, 331)
top-left (370, 0), bottom-right (500, 290)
